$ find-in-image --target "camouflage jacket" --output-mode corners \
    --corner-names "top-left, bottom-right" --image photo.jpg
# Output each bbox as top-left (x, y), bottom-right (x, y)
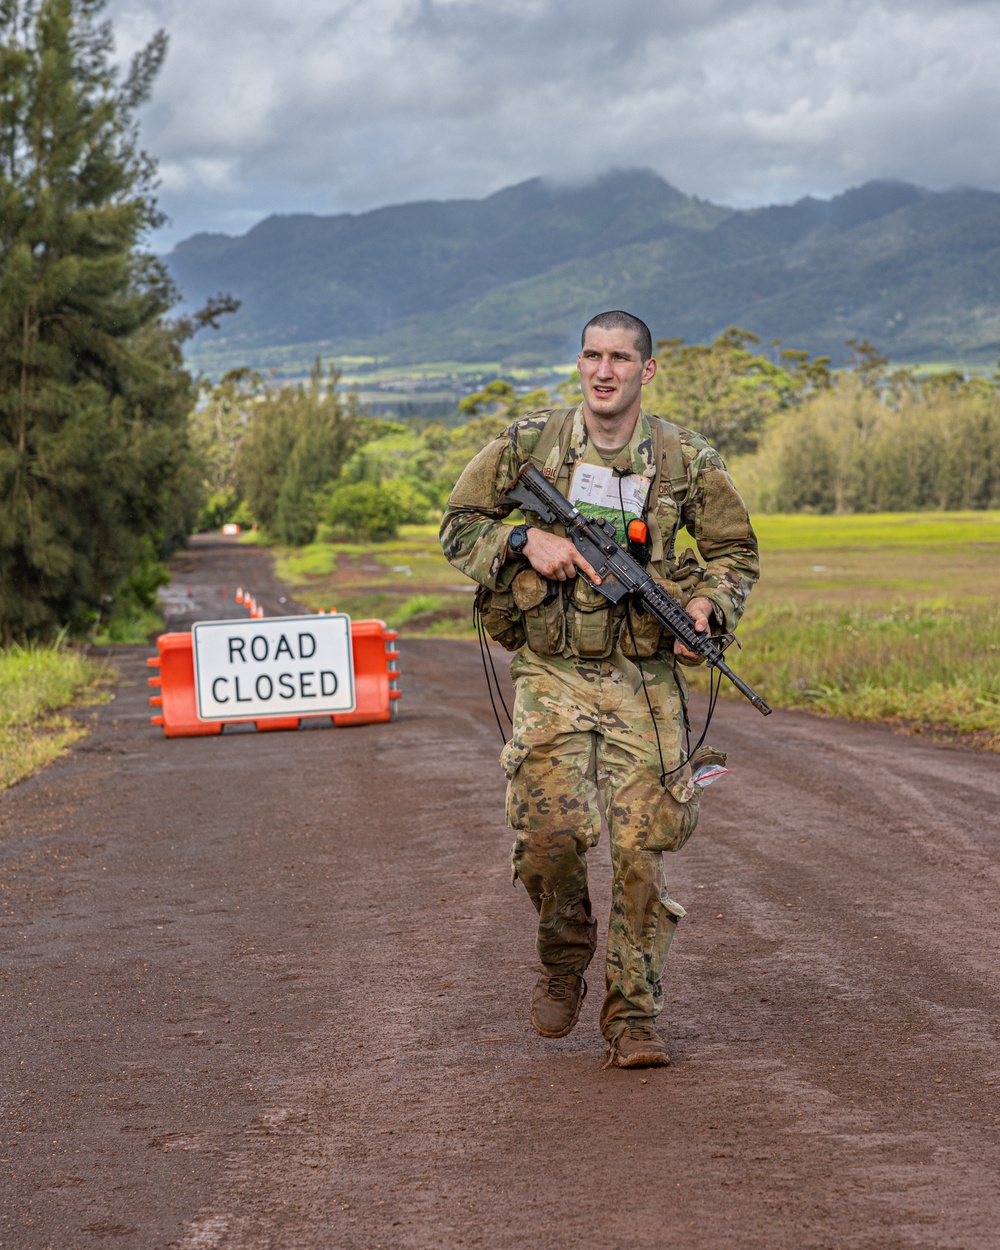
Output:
top-left (439, 406), bottom-right (759, 637)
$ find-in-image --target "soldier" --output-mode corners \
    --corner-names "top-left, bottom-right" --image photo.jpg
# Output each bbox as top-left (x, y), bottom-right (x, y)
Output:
top-left (440, 310), bottom-right (760, 1068)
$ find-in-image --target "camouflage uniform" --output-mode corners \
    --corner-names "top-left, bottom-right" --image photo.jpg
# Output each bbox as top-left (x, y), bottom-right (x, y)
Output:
top-left (440, 406), bottom-right (759, 1037)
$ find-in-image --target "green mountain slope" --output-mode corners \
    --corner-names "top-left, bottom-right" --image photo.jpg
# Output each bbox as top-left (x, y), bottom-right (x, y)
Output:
top-left (167, 172), bottom-right (1000, 369)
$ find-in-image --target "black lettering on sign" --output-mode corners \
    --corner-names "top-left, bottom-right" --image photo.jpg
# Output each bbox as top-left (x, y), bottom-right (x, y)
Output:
top-left (228, 638), bottom-right (245, 663)
top-left (234, 676), bottom-right (252, 703)
top-left (320, 670), bottom-right (338, 696)
top-left (212, 676), bottom-right (229, 703)
top-left (299, 671), bottom-right (316, 697)
top-left (255, 674), bottom-right (274, 700)
top-left (251, 635), bottom-right (268, 661)
top-left (274, 634), bottom-right (293, 660)
top-left (278, 673), bottom-right (295, 699)
top-left (298, 632), bottom-right (316, 659)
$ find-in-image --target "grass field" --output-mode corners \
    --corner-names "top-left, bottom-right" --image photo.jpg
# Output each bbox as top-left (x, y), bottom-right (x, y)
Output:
top-left (267, 511), bottom-right (1000, 749)
top-left (0, 643), bottom-right (109, 791)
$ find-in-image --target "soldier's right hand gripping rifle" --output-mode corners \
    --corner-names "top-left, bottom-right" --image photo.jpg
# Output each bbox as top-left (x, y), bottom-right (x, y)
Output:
top-left (498, 463), bottom-right (772, 716)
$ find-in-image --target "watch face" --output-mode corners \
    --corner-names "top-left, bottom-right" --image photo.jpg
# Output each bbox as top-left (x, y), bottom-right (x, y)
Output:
top-left (510, 525), bottom-right (527, 553)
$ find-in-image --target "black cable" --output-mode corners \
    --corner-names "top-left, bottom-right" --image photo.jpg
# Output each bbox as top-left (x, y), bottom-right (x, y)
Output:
top-left (485, 621), bottom-right (513, 726)
top-left (616, 469), bottom-right (721, 786)
top-left (617, 472), bottom-right (669, 787)
top-left (474, 598), bottom-right (512, 742)
top-left (622, 607), bottom-right (670, 786)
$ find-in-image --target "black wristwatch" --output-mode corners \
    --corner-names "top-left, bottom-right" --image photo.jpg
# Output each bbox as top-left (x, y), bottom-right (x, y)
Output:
top-left (508, 524), bottom-right (530, 555)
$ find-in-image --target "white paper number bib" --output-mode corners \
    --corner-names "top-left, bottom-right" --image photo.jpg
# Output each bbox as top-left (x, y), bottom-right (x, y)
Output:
top-left (568, 464), bottom-right (650, 541)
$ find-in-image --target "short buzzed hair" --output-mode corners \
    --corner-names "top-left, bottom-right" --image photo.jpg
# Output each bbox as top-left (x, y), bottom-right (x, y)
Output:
top-left (582, 310), bottom-right (653, 362)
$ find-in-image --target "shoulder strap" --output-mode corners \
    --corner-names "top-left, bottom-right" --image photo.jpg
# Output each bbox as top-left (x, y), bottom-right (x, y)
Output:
top-left (650, 417), bottom-right (689, 503)
top-left (526, 408), bottom-right (688, 500)
top-left (527, 408), bottom-right (576, 479)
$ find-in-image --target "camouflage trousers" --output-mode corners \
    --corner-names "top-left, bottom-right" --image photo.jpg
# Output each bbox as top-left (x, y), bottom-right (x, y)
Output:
top-left (501, 648), bottom-right (701, 1038)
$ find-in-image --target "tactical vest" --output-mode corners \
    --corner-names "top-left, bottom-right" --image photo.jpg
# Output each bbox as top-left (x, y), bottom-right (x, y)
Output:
top-left (480, 408), bottom-right (703, 660)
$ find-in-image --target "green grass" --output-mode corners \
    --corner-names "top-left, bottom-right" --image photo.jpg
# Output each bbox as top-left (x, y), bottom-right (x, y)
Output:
top-left (275, 545), bottom-right (339, 581)
top-left (268, 525), bottom-right (480, 632)
top-left (92, 604), bottom-right (164, 645)
top-left (754, 510), bottom-right (1000, 551)
top-left (707, 601), bottom-right (1000, 742)
top-left (689, 510), bottom-right (1000, 747)
top-left (265, 511), bottom-right (1000, 748)
top-left (0, 643), bottom-right (109, 791)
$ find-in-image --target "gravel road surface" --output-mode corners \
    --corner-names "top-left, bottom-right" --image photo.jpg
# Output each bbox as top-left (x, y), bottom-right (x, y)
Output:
top-left (2, 536), bottom-right (999, 1250)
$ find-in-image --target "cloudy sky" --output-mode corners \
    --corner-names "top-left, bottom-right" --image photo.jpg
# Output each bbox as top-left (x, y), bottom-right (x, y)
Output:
top-left (106, 0), bottom-right (1000, 250)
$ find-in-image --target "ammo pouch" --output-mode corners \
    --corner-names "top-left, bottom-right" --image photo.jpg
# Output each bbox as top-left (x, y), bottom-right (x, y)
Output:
top-left (618, 577), bottom-right (686, 658)
top-left (475, 585), bottom-right (525, 651)
top-left (513, 568), bottom-right (565, 655)
top-left (567, 576), bottom-right (616, 659)
top-left (620, 547), bottom-right (707, 659)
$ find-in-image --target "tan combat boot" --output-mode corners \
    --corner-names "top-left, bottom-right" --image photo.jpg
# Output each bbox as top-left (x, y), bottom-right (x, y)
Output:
top-left (603, 1020), bottom-right (670, 1068)
top-left (530, 971), bottom-right (587, 1038)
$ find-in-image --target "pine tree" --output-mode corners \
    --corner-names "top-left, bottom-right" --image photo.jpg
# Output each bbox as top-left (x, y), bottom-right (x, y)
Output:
top-left (0, 0), bottom-right (199, 641)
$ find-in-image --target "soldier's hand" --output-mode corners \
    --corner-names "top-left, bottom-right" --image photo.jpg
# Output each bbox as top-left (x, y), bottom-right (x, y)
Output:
top-left (522, 528), bottom-right (601, 584)
top-left (674, 596), bottom-right (716, 660)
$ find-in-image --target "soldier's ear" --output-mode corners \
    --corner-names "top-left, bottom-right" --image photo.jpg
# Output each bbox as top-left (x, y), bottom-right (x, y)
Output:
top-left (641, 356), bottom-right (657, 385)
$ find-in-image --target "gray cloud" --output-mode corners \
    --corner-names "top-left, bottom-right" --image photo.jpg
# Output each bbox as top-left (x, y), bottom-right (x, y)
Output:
top-left (106, 0), bottom-right (1000, 247)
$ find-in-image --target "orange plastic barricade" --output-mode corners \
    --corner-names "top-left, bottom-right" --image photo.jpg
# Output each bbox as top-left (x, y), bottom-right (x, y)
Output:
top-left (148, 621), bottom-right (400, 738)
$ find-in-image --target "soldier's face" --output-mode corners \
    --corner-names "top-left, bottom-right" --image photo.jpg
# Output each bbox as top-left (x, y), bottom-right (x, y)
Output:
top-left (577, 327), bottom-right (657, 421)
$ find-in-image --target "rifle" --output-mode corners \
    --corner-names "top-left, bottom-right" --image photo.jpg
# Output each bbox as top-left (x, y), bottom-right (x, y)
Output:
top-left (498, 463), bottom-right (772, 716)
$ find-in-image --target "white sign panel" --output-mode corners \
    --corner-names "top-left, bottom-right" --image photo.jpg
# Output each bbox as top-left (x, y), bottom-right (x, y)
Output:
top-left (192, 615), bottom-right (356, 721)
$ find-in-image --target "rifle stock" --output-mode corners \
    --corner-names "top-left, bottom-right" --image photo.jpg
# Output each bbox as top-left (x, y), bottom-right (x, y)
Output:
top-left (499, 463), bottom-right (772, 716)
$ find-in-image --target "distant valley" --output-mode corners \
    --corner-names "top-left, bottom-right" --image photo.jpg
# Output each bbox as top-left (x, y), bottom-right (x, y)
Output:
top-left (166, 169), bottom-right (1000, 377)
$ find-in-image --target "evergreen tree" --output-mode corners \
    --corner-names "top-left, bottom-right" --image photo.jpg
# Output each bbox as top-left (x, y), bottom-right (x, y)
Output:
top-left (236, 360), bottom-right (387, 545)
top-left (0, 0), bottom-right (201, 641)
top-left (645, 328), bottom-right (832, 457)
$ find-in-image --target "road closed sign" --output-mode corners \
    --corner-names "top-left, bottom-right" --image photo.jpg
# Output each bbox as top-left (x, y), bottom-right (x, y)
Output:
top-left (192, 615), bottom-right (356, 721)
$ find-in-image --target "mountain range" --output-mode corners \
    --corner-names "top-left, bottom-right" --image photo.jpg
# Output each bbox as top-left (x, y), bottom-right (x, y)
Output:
top-left (166, 170), bottom-right (1000, 371)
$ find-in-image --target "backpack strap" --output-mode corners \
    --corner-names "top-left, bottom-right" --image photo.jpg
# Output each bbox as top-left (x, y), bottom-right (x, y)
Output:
top-left (652, 417), bottom-right (689, 504)
top-left (527, 408), bottom-right (576, 481)
top-left (646, 416), bottom-right (690, 567)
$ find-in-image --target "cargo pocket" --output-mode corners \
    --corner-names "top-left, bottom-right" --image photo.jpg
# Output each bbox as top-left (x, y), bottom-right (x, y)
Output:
top-left (642, 762), bottom-right (702, 852)
top-left (652, 890), bottom-right (686, 969)
top-left (643, 743), bottom-right (726, 852)
top-left (475, 585), bottom-right (525, 651)
top-left (499, 738), bottom-right (531, 833)
top-left (618, 577), bottom-right (685, 658)
top-left (568, 576), bottom-right (614, 658)
top-left (513, 568), bottom-right (565, 655)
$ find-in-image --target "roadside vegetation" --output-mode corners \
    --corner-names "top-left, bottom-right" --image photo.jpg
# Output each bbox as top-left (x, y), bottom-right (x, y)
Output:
top-left (269, 510), bottom-right (1000, 750)
top-left (0, 643), bottom-right (108, 791)
top-left (707, 511), bottom-right (1000, 748)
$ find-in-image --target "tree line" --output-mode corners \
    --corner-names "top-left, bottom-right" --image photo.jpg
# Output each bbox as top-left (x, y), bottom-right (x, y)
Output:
top-left (727, 346), bottom-right (1000, 514)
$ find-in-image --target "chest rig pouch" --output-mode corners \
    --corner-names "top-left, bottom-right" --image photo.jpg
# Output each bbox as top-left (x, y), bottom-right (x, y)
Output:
top-left (513, 409), bottom-right (693, 659)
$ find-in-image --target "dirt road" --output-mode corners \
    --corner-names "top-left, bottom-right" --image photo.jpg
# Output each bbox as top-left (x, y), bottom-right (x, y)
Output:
top-left (2, 536), bottom-right (999, 1250)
